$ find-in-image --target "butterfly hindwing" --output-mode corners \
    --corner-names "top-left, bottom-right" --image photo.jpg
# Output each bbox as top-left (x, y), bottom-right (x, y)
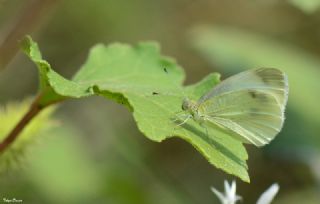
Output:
top-left (202, 90), bottom-right (283, 146)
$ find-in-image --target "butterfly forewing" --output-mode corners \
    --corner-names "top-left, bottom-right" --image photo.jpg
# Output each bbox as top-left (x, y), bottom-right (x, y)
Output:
top-left (198, 68), bottom-right (288, 146)
top-left (198, 68), bottom-right (288, 108)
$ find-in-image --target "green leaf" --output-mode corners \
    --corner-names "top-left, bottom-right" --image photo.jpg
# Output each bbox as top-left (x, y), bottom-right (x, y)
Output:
top-left (288, 0), bottom-right (320, 14)
top-left (20, 37), bottom-right (66, 106)
top-left (21, 36), bottom-right (249, 181)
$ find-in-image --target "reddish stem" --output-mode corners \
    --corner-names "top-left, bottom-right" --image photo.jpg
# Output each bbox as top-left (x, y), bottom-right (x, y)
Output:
top-left (0, 95), bottom-right (43, 153)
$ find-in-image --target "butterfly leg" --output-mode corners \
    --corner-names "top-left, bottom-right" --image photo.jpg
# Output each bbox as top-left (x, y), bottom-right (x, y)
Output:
top-left (171, 116), bottom-right (185, 123)
top-left (170, 114), bottom-right (191, 137)
top-left (175, 115), bottom-right (191, 127)
top-left (170, 112), bottom-right (186, 135)
top-left (172, 111), bottom-right (190, 123)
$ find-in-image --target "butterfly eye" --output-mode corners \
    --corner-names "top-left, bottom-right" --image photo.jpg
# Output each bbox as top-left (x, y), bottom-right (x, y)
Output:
top-left (182, 98), bottom-right (189, 110)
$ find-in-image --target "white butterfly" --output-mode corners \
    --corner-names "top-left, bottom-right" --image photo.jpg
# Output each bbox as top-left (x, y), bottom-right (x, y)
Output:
top-left (178, 68), bottom-right (289, 147)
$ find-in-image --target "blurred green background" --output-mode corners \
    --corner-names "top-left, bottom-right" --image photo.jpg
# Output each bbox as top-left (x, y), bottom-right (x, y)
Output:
top-left (1, 0), bottom-right (320, 203)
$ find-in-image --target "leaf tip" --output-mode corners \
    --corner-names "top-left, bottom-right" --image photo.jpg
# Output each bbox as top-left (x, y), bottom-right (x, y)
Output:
top-left (20, 35), bottom-right (42, 61)
top-left (20, 35), bottom-right (32, 53)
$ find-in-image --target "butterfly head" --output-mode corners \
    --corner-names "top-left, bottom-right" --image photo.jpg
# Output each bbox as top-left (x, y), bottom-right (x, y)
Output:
top-left (182, 98), bottom-right (197, 112)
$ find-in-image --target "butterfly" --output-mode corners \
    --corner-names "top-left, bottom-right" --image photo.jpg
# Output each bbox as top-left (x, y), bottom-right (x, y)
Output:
top-left (176, 68), bottom-right (289, 147)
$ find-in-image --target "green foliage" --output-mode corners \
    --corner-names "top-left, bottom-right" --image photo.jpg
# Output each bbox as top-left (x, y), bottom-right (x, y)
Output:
top-left (0, 99), bottom-right (54, 173)
top-left (288, 0), bottom-right (320, 13)
top-left (21, 36), bottom-right (249, 181)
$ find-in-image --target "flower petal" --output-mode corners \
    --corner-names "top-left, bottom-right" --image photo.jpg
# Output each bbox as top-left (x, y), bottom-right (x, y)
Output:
top-left (256, 183), bottom-right (280, 204)
top-left (211, 187), bottom-right (227, 203)
top-left (230, 180), bottom-right (237, 198)
top-left (224, 180), bottom-right (232, 196)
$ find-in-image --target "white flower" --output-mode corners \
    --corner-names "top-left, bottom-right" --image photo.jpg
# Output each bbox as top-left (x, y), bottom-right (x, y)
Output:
top-left (211, 181), bottom-right (280, 204)
top-left (211, 180), bottom-right (242, 204)
top-left (256, 183), bottom-right (279, 204)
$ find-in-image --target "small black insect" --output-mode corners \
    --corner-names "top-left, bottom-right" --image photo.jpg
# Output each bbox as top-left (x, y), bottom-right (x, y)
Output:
top-left (152, 92), bottom-right (159, 95)
top-left (163, 67), bottom-right (168, 73)
top-left (249, 91), bottom-right (257, 98)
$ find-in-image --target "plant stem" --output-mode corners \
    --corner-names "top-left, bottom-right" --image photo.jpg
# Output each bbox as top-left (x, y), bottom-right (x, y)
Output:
top-left (0, 95), bottom-right (44, 153)
top-left (0, 0), bottom-right (59, 69)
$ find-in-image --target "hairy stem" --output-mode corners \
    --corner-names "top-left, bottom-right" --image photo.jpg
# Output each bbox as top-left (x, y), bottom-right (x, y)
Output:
top-left (0, 95), bottom-right (44, 153)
